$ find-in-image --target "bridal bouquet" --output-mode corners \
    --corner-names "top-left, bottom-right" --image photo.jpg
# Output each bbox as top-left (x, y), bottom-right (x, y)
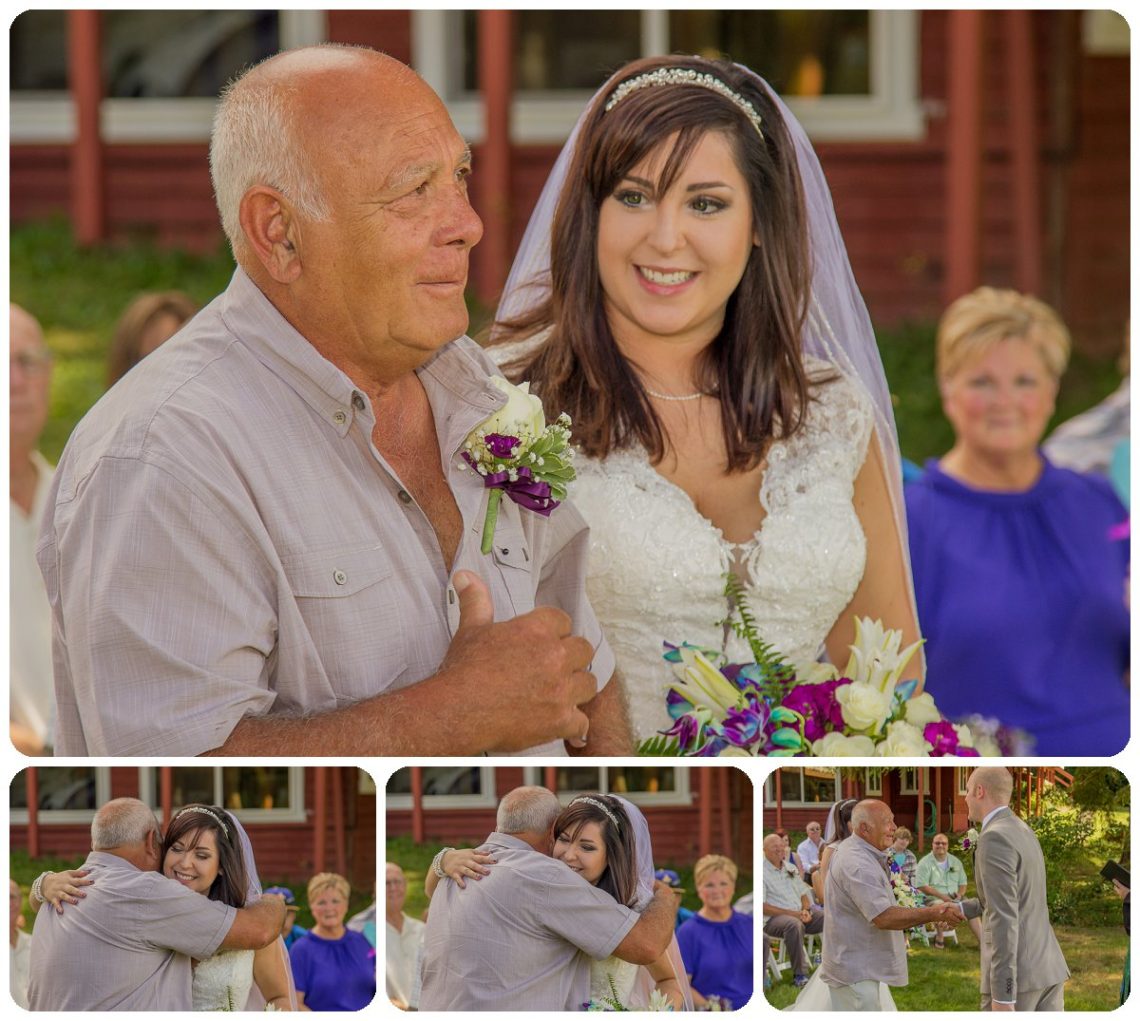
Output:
top-left (582, 974), bottom-right (675, 1011)
top-left (888, 867), bottom-right (919, 909)
top-left (637, 577), bottom-right (991, 758)
top-left (460, 376), bottom-right (576, 554)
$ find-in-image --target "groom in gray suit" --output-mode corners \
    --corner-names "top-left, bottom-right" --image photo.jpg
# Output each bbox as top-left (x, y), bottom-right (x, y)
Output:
top-left (960, 767), bottom-right (1070, 1011)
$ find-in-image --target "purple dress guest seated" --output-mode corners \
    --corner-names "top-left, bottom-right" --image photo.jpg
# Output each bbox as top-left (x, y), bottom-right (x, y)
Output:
top-left (290, 873), bottom-right (376, 1011)
top-left (906, 286), bottom-right (1129, 757)
top-left (676, 855), bottom-right (753, 1010)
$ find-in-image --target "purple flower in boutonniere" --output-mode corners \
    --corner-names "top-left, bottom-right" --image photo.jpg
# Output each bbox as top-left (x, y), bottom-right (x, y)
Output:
top-left (460, 376), bottom-right (576, 554)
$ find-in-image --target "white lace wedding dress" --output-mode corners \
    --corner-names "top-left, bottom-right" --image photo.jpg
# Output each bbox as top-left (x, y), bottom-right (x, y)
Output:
top-left (191, 949), bottom-right (255, 1011)
top-left (569, 358), bottom-right (874, 743)
top-left (590, 955), bottom-right (640, 1007)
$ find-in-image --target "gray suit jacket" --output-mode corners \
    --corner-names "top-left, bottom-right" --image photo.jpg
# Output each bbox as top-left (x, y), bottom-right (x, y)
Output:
top-left (960, 808), bottom-right (1069, 1001)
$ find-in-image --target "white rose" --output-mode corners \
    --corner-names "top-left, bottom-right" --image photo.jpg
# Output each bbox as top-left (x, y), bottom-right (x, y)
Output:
top-left (874, 720), bottom-right (933, 757)
top-left (953, 723), bottom-right (977, 749)
top-left (482, 376), bottom-right (546, 441)
top-left (904, 692), bottom-right (943, 728)
top-left (836, 682), bottom-right (893, 733)
top-left (811, 732), bottom-right (876, 756)
top-left (973, 734), bottom-right (1001, 757)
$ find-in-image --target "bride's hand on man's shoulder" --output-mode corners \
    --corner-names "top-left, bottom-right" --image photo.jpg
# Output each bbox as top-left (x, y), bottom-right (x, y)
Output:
top-left (40, 868), bottom-right (94, 913)
top-left (445, 849), bottom-right (497, 889)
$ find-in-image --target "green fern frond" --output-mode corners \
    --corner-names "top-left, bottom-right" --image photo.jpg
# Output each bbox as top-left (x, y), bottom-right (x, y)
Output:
top-left (722, 573), bottom-right (796, 701)
top-left (637, 735), bottom-right (685, 757)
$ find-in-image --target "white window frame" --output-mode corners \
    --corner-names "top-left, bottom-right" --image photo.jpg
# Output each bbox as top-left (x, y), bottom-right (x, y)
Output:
top-left (10, 767), bottom-right (112, 825)
top-left (414, 9), bottom-right (923, 144)
top-left (900, 767), bottom-right (932, 796)
top-left (9, 10), bottom-right (326, 143)
top-left (764, 768), bottom-right (838, 807)
top-left (385, 766), bottom-right (499, 812)
top-left (136, 767), bottom-right (307, 823)
top-left (520, 766), bottom-right (693, 807)
top-left (957, 768), bottom-right (970, 797)
top-left (864, 768), bottom-right (884, 796)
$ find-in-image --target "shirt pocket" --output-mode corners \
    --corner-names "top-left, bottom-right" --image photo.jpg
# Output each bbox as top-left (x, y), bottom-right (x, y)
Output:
top-left (485, 508), bottom-right (536, 617)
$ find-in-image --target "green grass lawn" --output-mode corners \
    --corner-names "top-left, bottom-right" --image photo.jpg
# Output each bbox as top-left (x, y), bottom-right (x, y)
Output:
top-left (12, 219), bottom-right (1123, 466)
top-left (763, 924), bottom-right (1127, 1011)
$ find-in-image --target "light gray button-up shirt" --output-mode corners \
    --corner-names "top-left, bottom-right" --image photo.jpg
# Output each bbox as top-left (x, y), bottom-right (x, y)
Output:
top-left (38, 268), bottom-right (613, 756)
top-left (27, 851), bottom-right (234, 1010)
top-left (419, 832), bottom-right (639, 1010)
top-left (763, 857), bottom-right (808, 913)
top-left (822, 835), bottom-right (907, 987)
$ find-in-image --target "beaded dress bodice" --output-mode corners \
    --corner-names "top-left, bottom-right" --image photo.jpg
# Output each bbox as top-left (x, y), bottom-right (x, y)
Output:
top-left (191, 949), bottom-right (254, 1011)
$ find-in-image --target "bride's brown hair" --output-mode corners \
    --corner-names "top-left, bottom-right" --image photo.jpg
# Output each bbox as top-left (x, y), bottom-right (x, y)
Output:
top-left (161, 804), bottom-right (249, 908)
top-left (553, 795), bottom-right (638, 908)
top-left (491, 53), bottom-right (813, 473)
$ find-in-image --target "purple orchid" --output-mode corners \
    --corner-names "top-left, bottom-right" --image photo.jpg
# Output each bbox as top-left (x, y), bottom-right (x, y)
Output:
top-left (923, 720), bottom-right (961, 756)
top-left (781, 679), bottom-right (849, 742)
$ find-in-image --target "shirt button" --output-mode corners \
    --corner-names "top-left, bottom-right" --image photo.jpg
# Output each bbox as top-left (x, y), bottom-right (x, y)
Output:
top-left (398, 489), bottom-right (413, 505)
top-left (333, 569), bottom-right (347, 585)
top-left (333, 411), bottom-right (347, 426)
top-left (352, 393), bottom-right (366, 411)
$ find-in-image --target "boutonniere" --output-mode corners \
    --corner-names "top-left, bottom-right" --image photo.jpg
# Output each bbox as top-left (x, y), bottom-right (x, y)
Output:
top-left (461, 376), bottom-right (575, 554)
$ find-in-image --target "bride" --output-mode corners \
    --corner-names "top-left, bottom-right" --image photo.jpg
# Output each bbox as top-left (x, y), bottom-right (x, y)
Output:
top-left (490, 54), bottom-right (922, 744)
top-left (430, 794), bottom-right (693, 1009)
top-left (786, 798), bottom-right (896, 1011)
top-left (37, 804), bottom-right (295, 1010)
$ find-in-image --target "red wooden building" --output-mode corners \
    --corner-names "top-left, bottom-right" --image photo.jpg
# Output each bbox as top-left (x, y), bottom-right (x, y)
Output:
top-left (385, 765), bottom-right (753, 868)
top-left (762, 766), bottom-right (1074, 853)
top-left (10, 766), bottom-right (377, 890)
top-left (9, 10), bottom-right (1129, 352)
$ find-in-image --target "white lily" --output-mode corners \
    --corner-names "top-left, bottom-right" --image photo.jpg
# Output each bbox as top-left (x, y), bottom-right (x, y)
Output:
top-left (670, 647), bottom-right (743, 719)
top-left (843, 617), bottom-right (924, 695)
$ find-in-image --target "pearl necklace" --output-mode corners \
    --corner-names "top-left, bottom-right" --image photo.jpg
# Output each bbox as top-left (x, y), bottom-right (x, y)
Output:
top-left (643, 385), bottom-right (717, 402)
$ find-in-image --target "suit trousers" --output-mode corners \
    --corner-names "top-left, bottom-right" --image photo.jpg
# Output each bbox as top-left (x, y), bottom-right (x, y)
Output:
top-left (982, 982), bottom-right (1065, 1011)
top-left (763, 912), bottom-right (824, 976)
top-left (829, 980), bottom-right (885, 1011)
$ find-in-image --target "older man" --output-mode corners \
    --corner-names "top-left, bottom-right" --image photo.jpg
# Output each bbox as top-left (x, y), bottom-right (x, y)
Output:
top-left (762, 832), bottom-right (822, 987)
top-left (796, 820), bottom-right (824, 871)
top-left (385, 862), bottom-right (425, 1010)
top-left (419, 786), bottom-right (677, 1010)
top-left (10, 304), bottom-right (56, 755)
top-left (916, 832), bottom-right (983, 947)
top-left (822, 800), bottom-right (964, 1010)
top-left (37, 45), bottom-right (627, 757)
top-left (27, 798), bottom-right (284, 1010)
top-left (959, 767), bottom-right (1069, 1011)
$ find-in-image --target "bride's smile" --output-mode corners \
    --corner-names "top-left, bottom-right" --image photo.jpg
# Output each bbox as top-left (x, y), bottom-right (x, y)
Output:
top-left (163, 830), bottom-right (222, 896)
top-left (553, 821), bottom-right (607, 885)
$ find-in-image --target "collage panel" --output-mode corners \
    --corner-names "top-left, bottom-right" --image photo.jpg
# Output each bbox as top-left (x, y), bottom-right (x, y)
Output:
top-left (383, 763), bottom-right (755, 1011)
top-left (761, 764), bottom-right (1131, 1012)
top-left (9, 765), bottom-right (378, 1011)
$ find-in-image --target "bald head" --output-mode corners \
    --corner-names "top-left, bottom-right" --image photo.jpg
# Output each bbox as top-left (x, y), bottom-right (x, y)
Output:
top-left (10, 303), bottom-right (52, 456)
top-left (210, 44), bottom-right (433, 258)
top-left (763, 833), bottom-right (787, 867)
top-left (966, 767), bottom-right (1014, 823)
top-left (852, 799), bottom-right (897, 851)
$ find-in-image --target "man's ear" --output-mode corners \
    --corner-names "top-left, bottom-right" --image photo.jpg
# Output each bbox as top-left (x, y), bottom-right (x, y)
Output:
top-left (238, 186), bottom-right (303, 284)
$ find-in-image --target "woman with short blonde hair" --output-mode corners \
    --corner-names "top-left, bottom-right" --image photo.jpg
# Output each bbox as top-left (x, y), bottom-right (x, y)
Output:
top-left (906, 286), bottom-right (1128, 755)
top-left (289, 872), bottom-right (375, 1010)
top-left (677, 854), bottom-right (750, 1008)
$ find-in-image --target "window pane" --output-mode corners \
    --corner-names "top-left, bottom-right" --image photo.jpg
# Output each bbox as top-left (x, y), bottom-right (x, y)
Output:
top-left (555, 767), bottom-right (601, 793)
top-left (779, 770), bottom-right (803, 802)
top-left (669, 10), bottom-right (870, 96)
top-left (11, 768), bottom-right (97, 811)
top-left (222, 767), bottom-right (291, 811)
top-left (608, 768), bottom-right (677, 795)
top-left (10, 10), bottom-right (280, 97)
top-left (801, 768), bottom-right (837, 804)
top-left (386, 768), bottom-right (483, 797)
top-left (462, 11), bottom-right (641, 91)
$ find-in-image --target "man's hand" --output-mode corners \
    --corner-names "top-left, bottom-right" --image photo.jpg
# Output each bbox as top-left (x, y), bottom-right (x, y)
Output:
top-left (991, 1002), bottom-right (1016, 1011)
top-left (800, 908), bottom-right (813, 923)
top-left (928, 901), bottom-right (964, 925)
top-left (437, 572), bottom-right (598, 752)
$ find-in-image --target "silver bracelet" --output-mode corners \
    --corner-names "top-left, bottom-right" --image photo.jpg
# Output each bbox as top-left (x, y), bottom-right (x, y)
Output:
top-left (431, 847), bottom-right (455, 879)
top-left (30, 870), bottom-right (54, 904)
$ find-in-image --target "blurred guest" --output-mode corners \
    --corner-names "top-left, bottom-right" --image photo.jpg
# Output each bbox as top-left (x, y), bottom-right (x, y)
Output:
top-left (347, 884), bottom-right (377, 947)
top-left (775, 829), bottom-right (803, 877)
top-left (264, 885), bottom-right (308, 950)
top-left (10, 303), bottom-right (55, 755)
top-left (679, 853), bottom-right (754, 1009)
top-left (797, 821), bottom-right (824, 872)
top-left (761, 835), bottom-right (821, 989)
top-left (915, 833), bottom-right (983, 948)
top-left (887, 827), bottom-right (917, 888)
top-left (10, 880), bottom-right (31, 1010)
top-left (106, 290), bottom-right (197, 387)
top-left (289, 872), bottom-right (375, 1011)
top-left (385, 864), bottom-right (424, 1010)
top-left (906, 287), bottom-right (1129, 755)
top-left (1112, 877), bottom-right (1129, 1005)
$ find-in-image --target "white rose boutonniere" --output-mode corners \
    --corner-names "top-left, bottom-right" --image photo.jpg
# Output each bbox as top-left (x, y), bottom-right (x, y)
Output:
top-left (461, 376), bottom-right (576, 553)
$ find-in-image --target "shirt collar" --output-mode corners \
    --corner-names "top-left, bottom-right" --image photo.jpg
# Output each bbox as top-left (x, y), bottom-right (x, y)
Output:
top-left (981, 806), bottom-right (1009, 831)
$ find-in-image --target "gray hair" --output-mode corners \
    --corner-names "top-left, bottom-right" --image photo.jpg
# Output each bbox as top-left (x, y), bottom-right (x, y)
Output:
top-left (496, 786), bottom-right (562, 836)
top-left (209, 45), bottom-right (354, 254)
top-left (91, 798), bottom-right (160, 850)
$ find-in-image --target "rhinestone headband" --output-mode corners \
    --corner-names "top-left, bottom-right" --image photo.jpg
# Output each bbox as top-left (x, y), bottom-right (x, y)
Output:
top-left (604, 68), bottom-right (764, 140)
top-left (175, 805), bottom-right (229, 838)
top-left (569, 796), bottom-right (620, 830)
